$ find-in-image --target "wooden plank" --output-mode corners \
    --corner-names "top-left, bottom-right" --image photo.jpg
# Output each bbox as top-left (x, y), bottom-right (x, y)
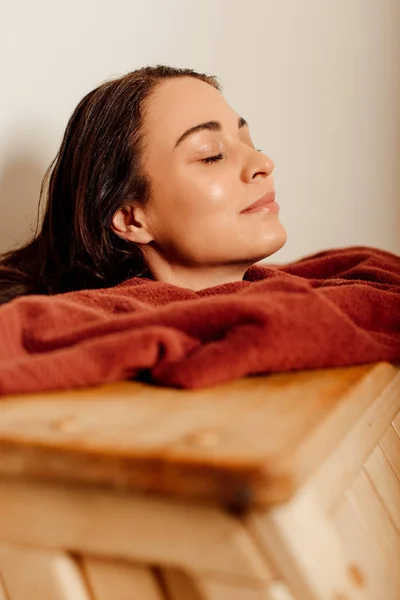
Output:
top-left (248, 487), bottom-right (365, 600)
top-left (349, 469), bottom-right (400, 594)
top-left (0, 477), bottom-right (272, 585)
top-left (161, 569), bottom-right (273, 600)
top-left (364, 445), bottom-right (400, 533)
top-left (0, 577), bottom-right (8, 600)
top-left (380, 424), bottom-right (400, 482)
top-left (392, 411), bottom-right (400, 436)
top-left (332, 494), bottom-right (395, 600)
top-left (161, 570), bottom-right (203, 600)
top-left (266, 582), bottom-right (296, 600)
top-left (191, 580), bottom-right (273, 600)
top-left (0, 364), bottom-right (396, 508)
top-left (303, 370), bottom-right (400, 512)
top-left (83, 558), bottom-right (164, 600)
top-left (0, 543), bottom-right (90, 600)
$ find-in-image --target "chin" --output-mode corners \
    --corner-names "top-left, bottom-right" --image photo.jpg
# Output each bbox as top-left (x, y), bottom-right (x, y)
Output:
top-left (253, 222), bottom-right (287, 261)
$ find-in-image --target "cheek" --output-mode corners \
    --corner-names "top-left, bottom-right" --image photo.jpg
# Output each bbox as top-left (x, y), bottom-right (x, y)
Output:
top-left (147, 162), bottom-right (241, 241)
top-left (203, 180), bottom-right (232, 205)
top-left (177, 169), bottom-right (240, 218)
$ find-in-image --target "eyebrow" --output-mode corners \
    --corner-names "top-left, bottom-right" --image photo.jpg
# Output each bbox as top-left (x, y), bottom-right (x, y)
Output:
top-left (173, 116), bottom-right (248, 149)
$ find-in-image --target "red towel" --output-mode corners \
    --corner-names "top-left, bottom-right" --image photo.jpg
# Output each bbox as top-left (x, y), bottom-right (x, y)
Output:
top-left (0, 246), bottom-right (399, 394)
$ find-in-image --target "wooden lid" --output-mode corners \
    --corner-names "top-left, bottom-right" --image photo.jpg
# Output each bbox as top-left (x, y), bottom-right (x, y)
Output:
top-left (0, 363), bottom-right (397, 510)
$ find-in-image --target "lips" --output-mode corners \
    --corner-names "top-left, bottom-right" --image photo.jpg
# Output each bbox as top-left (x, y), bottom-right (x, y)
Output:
top-left (240, 191), bottom-right (278, 214)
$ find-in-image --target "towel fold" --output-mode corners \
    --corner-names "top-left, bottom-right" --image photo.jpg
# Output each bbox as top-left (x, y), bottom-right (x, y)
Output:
top-left (0, 246), bottom-right (399, 394)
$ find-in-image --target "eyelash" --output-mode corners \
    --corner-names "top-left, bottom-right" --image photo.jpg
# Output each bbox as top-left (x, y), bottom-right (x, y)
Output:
top-left (201, 153), bottom-right (225, 164)
top-left (201, 149), bottom-right (262, 165)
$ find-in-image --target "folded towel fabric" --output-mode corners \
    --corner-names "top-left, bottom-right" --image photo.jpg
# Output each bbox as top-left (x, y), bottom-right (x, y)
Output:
top-left (0, 246), bottom-right (399, 394)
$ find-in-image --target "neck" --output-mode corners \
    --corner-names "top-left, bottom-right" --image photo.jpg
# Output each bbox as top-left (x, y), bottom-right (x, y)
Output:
top-left (145, 256), bottom-right (254, 291)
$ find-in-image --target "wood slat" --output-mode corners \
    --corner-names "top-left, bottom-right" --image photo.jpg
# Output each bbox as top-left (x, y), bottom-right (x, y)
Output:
top-left (0, 543), bottom-right (90, 600)
top-left (83, 558), bottom-right (164, 600)
top-left (391, 411), bottom-right (400, 436)
top-left (0, 577), bottom-right (8, 600)
top-left (364, 446), bottom-right (400, 532)
top-left (0, 477), bottom-right (272, 585)
top-left (349, 469), bottom-right (400, 594)
top-left (181, 580), bottom-right (273, 600)
top-left (248, 487), bottom-right (365, 600)
top-left (332, 494), bottom-right (394, 600)
top-left (266, 582), bottom-right (296, 600)
top-left (364, 445), bottom-right (400, 533)
top-left (302, 370), bottom-right (400, 512)
top-left (161, 569), bottom-right (273, 600)
top-left (380, 424), bottom-right (400, 482)
top-left (161, 570), bottom-right (203, 600)
top-left (0, 363), bottom-right (396, 508)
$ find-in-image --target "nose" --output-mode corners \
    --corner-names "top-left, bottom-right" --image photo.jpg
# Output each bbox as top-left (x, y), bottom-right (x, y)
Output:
top-left (242, 149), bottom-right (274, 183)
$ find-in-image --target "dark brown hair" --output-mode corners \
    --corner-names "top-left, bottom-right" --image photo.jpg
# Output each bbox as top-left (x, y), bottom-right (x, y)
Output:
top-left (0, 65), bottom-right (220, 305)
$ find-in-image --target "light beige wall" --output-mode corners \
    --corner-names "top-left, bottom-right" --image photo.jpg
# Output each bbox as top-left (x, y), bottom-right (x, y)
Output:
top-left (1, 0), bottom-right (399, 262)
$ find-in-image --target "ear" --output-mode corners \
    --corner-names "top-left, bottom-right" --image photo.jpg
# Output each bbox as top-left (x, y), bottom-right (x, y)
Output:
top-left (111, 204), bottom-right (153, 244)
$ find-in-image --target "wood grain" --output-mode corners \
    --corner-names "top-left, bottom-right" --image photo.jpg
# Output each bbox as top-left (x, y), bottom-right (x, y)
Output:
top-left (349, 469), bottom-right (400, 595)
top-left (332, 494), bottom-right (394, 600)
top-left (83, 558), bottom-right (164, 600)
top-left (0, 363), bottom-right (396, 508)
top-left (0, 543), bottom-right (89, 600)
top-left (0, 575), bottom-right (8, 600)
top-left (364, 445), bottom-right (400, 533)
top-left (301, 370), bottom-right (400, 512)
top-left (0, 477), bottom-right (272, 584)
top-left (379, 423), bottom-right (400, 482)
top-left (161, 569), bottom-right (273, 600)
top-left (248, 487), bottom-right (365, 600)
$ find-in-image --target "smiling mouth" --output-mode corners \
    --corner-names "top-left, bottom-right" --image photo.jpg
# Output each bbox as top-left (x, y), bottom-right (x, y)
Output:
top-left (240, 191), bottom-right (279, 214)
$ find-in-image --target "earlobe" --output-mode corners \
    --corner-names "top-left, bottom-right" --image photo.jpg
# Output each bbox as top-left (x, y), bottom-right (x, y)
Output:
top-left (111, 205), bottom-right (153, 244)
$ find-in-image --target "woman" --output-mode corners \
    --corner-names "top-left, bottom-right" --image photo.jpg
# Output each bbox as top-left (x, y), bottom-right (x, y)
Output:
top-left (0, 65), bottom-right (287, 303)
top-left (0, 66), bottom-right (399, 394)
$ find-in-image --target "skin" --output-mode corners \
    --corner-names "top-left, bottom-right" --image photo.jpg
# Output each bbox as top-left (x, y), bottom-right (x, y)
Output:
top-left (112, 77), bottom-right (287, 290)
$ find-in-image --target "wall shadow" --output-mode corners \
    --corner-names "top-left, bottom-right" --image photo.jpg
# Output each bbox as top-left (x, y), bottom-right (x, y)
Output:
top-left (0, 152), bottom-right (48, 254)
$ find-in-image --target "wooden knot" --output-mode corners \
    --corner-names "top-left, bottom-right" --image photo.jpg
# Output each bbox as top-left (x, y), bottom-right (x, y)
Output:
top-left (347, 563), bottom-right (365, 588)
top-left (185, 429), bottom-right (220, 448)
top-left (50, 415), bottom-right (79, 433)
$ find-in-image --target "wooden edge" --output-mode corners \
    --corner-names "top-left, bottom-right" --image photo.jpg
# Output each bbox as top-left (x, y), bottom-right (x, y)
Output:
top-left (292, 362), bottom-right (399, 486)
top-left (82, 558), bottom-right (165, 600)
top-left (0, 542), bottom-right (91, 600)
top-left (0, 363), bottom-right (397, 511)
top-left (301, 369), bottom-right (400, 512)
top-left (0, 475), bottom-right (273, 584)
top-left (0, 440), bottom-right (294, 512)
top-left (247, 487), bottom-right (366, 600)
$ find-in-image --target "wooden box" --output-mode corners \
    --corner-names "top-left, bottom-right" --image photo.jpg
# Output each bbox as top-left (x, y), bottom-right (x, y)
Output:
top-left (0, 362), bottom-right (398, 599)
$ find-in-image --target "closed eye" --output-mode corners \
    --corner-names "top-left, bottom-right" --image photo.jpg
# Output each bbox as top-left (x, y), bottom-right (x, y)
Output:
top-left (201, 147), bottom-right (261, 164)
top-left (201, 153), bottom-right (225, 164)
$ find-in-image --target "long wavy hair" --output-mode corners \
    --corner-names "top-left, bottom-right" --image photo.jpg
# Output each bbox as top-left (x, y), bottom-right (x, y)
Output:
top-left (0, 66), bottom-right (220, 305)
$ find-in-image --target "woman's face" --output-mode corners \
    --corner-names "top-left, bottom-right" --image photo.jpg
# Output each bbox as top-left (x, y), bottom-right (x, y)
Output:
top-left (123, 77), bottom-right (286, 270)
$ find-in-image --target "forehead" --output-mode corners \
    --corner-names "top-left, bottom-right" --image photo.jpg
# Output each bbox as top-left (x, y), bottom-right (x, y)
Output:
top-left (143, 77), bottom-right (239, 147)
